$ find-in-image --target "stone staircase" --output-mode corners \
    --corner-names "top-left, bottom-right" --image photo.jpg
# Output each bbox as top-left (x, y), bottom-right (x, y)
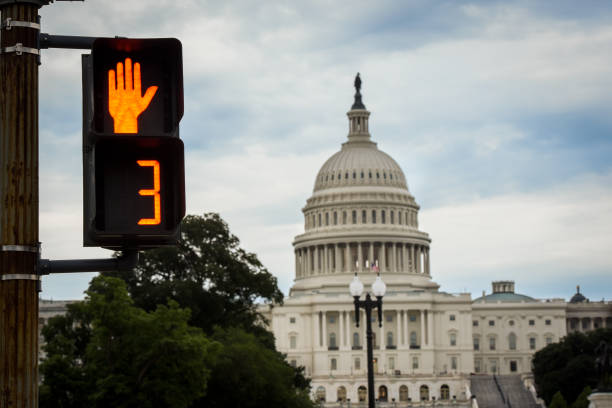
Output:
top-left (470, 374), bottom-right (541, 408)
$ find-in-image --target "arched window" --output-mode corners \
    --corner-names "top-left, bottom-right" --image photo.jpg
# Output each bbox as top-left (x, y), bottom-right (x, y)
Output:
top-left (353, 332), bottom-right (360, 347)
top-left (410, 331), bottom-right (418, 347)
top-left (450, 332), bottom-right (457, 346)
top-left (329, 332), bottom-right (337, 348)
top-left (333, 212), bottom-right (337, 225)
top-left (440, 385), bottom-right (450, 400)
top-left (378, 385), bottom-right (388, 402)
top-left (489, 336), bottom-right (496, 350)
top-left (390, 210), bottom-right (394, 224)
top-left (343, 211), bottom-right (347, 224)
top-left (398, 212), bottom-right (402, 224)
top-left (509, 332), bottom-right (517, 350)
top-left (337, 386), bottom-right (347, 402)
top-left (316, 386), bottom-right (326, 402)
top-left (358, 386), bottom-right (367, 401)
top-left (330, 358), bottom-right (337, 370)
top-left (325, 212), bottom-right (329, 226)
top-left (399, 385), bottom-right (409, 401)
top-left (289, 334), bottom-right (297, 349)
top-left (372, 210), bottom-right (377, 223)
top-left (352, 210), bottom-right (357, 224)
top-left (387, 331), bottom-right (394, 347)
top-left (381, 210), bottom-right (386, 223)
top-left (318, 213), bottom-right (321, 226)
top-left (362, 210), bottom-right (367, 223)
top-left (420, 385), bottom-right (429, 401)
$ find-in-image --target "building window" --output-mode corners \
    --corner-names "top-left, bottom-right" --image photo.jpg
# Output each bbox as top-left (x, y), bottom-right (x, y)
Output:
top-left (390, 211), bottom-right (394, 224)
top-left (440, 384), bottom-right (450, 400)
top-left (451, 357), bottom-right (457, 370)
top-left (399, 385), bottom-right (409, 401)
top-left (362, 210), bottom-right (367, 223)
top-left (387, 332), bottom-right (394, 347)
top-left (510, 360), bottom-right (517, 372)
top-left (333, 212), bottom-right (337, 225)
top-left (354, 357), bottom-right (361, 370)
top-left (475, 359), bottom-right (482, 373)
top-left (509, 333), bottom-right (517, 350)
top-left (325, 213), bottom-right (329, 226)
top-left (337, 386), bottom-right (347, 402)
top-left (529, 337), bottom-right (536, 350)
top-left (473, 336), bottom-right (480, 351)
top-left (490, 359), bottom-right (498, 374)
top-left (386, 314), bottom-right (393, 322)
top-left (329, 316), bottom-right (335, 323)
top-left (509, 320), bottom-right (515, 326)
top-left (409, 314), bottom-right (416, 322)
top-left (353, 332), bottom-right (360, 347)
top-left (316, 386), bottom-right (326, 402)
top-left (410, 331), bottom-right (418, 347)
top-left (318, 213), bottom-right (321, 226)
top-left (450, 314), bottom-right (456, 321)
top-left (329, 333), bottom-right (337, 348)
top-left (372, 210), bottom-right (377, 224)
top-left (289, 317), bottom-right (296, 324)
top-left (290, 335), bottom-right (297, 349)
top-left (290, 359), bottom-right (297, 367)
top-left (450, 333), bottom-right (457, 346)
top-left (381, 210), bottom-right (386, 224)
top-left (546, 335), bottom-right (553, 345)
top-left (473, 320), bottom-right (479, 327)
top-left (352, 210), bottom-right (357, 224)
top-left (398, 212), bottom-right (402, 224)
top-left (330, 358), bottom-right (337, 370)
top-left (529, 319), bottom-right (535, 326)
top-left (489, 337), bottom-right (496, 351)
top-left (388, 357), bottom-right (395, 370)
top-left (489, 320), bottom-right (495, 327)
top-left (343, 211), bottom-right (347, 224)
top-left (545, 319), bottom-right (551, 326)
top-left (412, 356), bottom-right (419, 369)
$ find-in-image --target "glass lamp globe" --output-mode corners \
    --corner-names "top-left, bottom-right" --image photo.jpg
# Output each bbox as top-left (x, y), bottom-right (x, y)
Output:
top-left (372, 275), bottom-right (386, 297)
top-left (349, 275), bottom-right (364, 297)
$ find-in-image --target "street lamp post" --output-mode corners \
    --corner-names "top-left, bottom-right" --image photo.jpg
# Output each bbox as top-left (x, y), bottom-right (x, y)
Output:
top-left (349, 272), bottom-right (386, 408)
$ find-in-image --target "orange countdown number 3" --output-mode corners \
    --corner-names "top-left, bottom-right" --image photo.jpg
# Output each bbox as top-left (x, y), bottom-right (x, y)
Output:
top-left (137, 160), bottom-right (161, 225)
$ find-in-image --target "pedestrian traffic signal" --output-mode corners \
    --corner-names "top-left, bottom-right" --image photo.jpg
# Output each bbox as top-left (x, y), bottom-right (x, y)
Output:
top-left (83, 38), bottom-right (185, 249)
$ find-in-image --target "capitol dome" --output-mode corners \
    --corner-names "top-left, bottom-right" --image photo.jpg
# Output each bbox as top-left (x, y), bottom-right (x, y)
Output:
top-left (290, 74), bottom-right (437, 295)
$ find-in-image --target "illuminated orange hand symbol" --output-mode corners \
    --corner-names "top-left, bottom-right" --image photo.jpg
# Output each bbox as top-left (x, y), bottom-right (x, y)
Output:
top-left (108, 58), bottom-right (158, 133)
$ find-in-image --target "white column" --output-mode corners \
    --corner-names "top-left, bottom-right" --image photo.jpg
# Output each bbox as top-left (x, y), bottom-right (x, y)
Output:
top-left (391, 243), bottom-right (396, 272)
top-left (427, 310), bottom-right (434, 347)
top-left (357, 242), bottom-right (363, 272)
top-left (295, 250), bottom-right (299, 278)
top-left (334, 244), bottom-right (340, 272)
top-left (314, 311), bottom-right (320, 348)
top-left (340, 311), bottom-right (345, 347)
top-left (425, 248), bottom-right (430, 275)
top-left (323, 245), bottom-right (329, 274)
top-left (403, 310), bottom-right (409, 346)
top-left (410, 245), bottom-right (415, 272)
top-left (420, 310), bottom-right (425, 346)
top-left (344, 243), bottom-right (350, 273)
top-left (396, 310), bottom-right (400, 347)
top-left (368, 242), bottom-right (374, 268)
top-left (416, 245), bottom-right (421, 274)
top-left (322, 311), bottom-right (327, 348)
top-left (402, 244), bottom-right (408, 272)
top-left (380, 242), bottom-right (386, 272)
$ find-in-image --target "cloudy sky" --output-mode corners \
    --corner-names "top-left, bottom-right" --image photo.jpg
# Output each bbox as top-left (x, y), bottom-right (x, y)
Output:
top-left (38, 0), bottom-right (612, 302)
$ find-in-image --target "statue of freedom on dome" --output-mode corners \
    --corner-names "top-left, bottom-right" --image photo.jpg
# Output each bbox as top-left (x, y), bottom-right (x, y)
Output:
top-left (354, 73), bottom-right (362, 93)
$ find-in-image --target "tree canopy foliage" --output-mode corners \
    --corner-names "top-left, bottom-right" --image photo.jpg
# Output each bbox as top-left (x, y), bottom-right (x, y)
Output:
top-left (106, 213), bottom-right (284, 335)
top-left (532, 328), bottom-right (612, 405)
top-left (41, 213), bottom-right (312, 407)
top-left (40, 276), bottom-right (214, 408)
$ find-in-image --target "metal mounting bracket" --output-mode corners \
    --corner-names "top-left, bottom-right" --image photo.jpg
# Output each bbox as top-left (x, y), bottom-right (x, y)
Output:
top-left (0, 43), bottom-right (39, 56)
top-left (2, 17), bottom-right (40, 31)
top-left (0, 274), bottom-right (39, 281)
top-left (0, 244), bottom-right (40, 253)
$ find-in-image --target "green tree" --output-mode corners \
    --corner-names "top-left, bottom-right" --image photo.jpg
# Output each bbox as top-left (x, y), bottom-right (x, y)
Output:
top-left (571, 385), bottom-right (592, 408)
top-left (549, 391), bottom-right (568, 408)
top-left (196, 327), bottom-right (313, 408)
top-left (532, 329), bottom-right (612, 405)
top-left (40, 276), bottom-right (215, 408)
top-left (107, 213), bottom-right (284, 336)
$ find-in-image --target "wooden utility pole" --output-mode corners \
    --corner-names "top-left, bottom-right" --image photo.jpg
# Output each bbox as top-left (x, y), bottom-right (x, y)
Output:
top-left (0, 1), bottom-right (44, 406)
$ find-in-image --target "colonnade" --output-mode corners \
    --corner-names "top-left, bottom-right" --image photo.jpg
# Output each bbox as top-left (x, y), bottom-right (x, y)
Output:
top-left (295, 242), bottom-right (430, 277)
top-left (313, 309), bottom-right (434, 350)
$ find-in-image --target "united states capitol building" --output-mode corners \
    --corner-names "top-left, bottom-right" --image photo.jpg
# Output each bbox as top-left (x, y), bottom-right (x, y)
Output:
top-left (261, 76), bottom-right (612, 406)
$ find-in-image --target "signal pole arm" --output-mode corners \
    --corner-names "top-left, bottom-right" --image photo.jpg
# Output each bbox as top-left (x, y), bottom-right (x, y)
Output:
top-left (38, 250), bottom-right (139, 275)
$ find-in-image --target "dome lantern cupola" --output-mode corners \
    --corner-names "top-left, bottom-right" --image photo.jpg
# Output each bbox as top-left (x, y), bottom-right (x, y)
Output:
top-left (347, 73), bottom-right (372, 144)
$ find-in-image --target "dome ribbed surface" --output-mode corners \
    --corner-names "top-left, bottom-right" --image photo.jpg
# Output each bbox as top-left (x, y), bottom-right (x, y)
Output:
top-left (314, 143), bottom-right (408, 192)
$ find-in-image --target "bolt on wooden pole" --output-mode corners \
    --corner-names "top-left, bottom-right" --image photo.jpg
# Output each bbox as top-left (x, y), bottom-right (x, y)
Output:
top-left (0, 1), bottom-right (43, 407)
